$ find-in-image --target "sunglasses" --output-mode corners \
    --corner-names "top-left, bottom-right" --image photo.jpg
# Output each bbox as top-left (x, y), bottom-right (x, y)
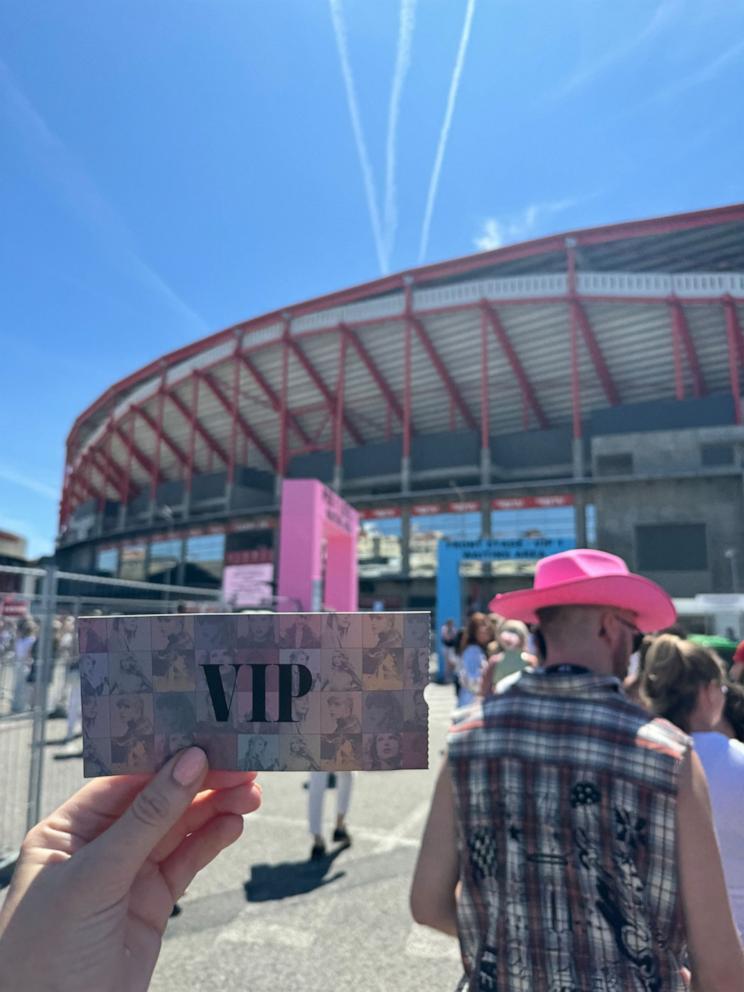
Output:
top-left (614, 615), bottom-right (644, 654)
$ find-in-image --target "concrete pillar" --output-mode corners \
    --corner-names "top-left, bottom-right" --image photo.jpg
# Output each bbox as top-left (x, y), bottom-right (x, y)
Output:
top-left (401, 506), bottom-right (411, 577)
top-left (401, 456), bottom-right (411, 494)
top-left (480, 447), bottom-right (491, 487)
top-left (481, 494), bottom-right (492, 578)
top-left (572, 438), bottom-right (585, 479)
top-left (574, 490), bottom-right (587, 547)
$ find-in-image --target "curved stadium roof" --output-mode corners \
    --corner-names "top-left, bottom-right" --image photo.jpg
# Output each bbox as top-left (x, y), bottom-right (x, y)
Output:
top-left (61, 203), bottom-right (744, 529)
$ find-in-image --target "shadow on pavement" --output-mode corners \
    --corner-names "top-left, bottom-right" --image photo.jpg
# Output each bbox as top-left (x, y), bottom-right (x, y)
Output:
top-left (244, 846), bottom-right (347, 902)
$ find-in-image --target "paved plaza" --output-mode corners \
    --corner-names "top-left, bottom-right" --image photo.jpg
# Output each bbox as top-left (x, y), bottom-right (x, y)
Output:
top-left (2, 683), bottom-right (463, 991)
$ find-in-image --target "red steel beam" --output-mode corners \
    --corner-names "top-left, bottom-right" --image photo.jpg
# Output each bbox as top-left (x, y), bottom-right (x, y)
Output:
top-left (286, 337), bottom-right (365, 446)
top-left (239, 352), bottom-right (314, 448)
top-left (113, 419), bottom-right (159, 480)
top-left (407, 315), bottom-right (478, 431)
top-left (403, 318), bottom-right (412, 459)
top-left (198, 370), bottom-right (277, 470)
top-left (133, 403), bottom-right (189, 469)
top-left (186, 375), bottom-right (199, 490)
top-left (571, 301), bottom-right (620, 406)
top-left (566, 243), bottom-right (583, 439)
top-left (341, 324), bottom-right (405, 425)
top-left (167, 382), bottom-right (230, 467)
top-left (279, 333), bottom-right (289, 474)
top-left (89, 447), bottom-right (127, 501)
top-left (335, 331), bottom-right (347, 468)
top-left (481, 303), bottom-right (549, 430)
top-left (229, 342), bottom-right (241, 484)
top-left (480, 308), bottom-right (489, 452)
top-left (669, 299), bottom-right (706, 398)
top-left (725, 296), bottom-right (743, 425)
top-left (668, 301), bottom-right (685, 400)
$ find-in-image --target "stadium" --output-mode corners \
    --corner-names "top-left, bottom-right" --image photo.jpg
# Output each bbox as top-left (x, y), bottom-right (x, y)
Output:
top-left (56, 203), bottom-right (744, 615)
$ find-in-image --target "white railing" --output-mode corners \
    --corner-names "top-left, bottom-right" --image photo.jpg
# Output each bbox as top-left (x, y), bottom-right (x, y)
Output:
top-left (413, 273), bottom-right (568, 311)
top-left (243, 321), bottom-right (283, 346)
top-left (578, 272), bottom-right (672, 296)
top-left (291, 292), bottom-right (405, 333)
top-left (166, 339), bottom-right (235, 388)
top-left (578, 270), bottom-right (744, 298)
top-left (70, 267), bottom-right (744, 471)
top-left (671, 272), bottom-right (744, 298)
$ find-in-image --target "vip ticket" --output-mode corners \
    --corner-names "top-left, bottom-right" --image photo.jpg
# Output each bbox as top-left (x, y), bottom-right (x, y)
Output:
top-left (76, 612), bottom-right (430, 775)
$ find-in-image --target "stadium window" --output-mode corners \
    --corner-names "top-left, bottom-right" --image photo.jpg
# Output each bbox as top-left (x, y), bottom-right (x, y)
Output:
top-left (148, 539), bottom-right (182, 583)
top-left (636, 523), bottom-right (708, 572)
top-left (358, 517), bottom-right (402, 579)
top-left (701, 443), bottom-right (735, 468)
top-left (119, 544), bottom-right (146, 581)
top-left (586, 505), bottom-right (597, 547)
top-left (96, 547), bottom-right (119, 576)
top-left (410, 511), bottom-right (482, 579)
top-left (185, 533), bottom-right (225, 586)
top-left (595, 453), bottom-right (634, 476)
top-left (490, 505), bottom-right (575, 542)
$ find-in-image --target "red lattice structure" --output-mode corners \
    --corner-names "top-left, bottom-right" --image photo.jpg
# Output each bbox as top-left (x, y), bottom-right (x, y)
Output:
top-left (60, 203), bottom-right (744, 535)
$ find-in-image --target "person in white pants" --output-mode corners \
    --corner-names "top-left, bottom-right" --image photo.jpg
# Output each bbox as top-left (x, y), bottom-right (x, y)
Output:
top-left (308, 771), bottom-right (353, 860)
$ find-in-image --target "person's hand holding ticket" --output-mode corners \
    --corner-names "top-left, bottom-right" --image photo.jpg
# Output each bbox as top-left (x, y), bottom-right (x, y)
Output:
top-left (0, 748), bottom-right (261, 992)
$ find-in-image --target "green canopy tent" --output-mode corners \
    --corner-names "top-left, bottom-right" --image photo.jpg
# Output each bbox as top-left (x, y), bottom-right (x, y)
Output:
top-left (688, 634), bottom-right (739, 667)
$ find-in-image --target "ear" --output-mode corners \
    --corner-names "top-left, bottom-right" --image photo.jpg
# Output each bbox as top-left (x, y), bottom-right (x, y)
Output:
top-left (598, 610), bottom-right (614, 641)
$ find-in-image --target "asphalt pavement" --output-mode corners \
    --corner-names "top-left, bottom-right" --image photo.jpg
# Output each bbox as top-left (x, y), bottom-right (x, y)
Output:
top-left (151, 681), bottom-right (463, 992)
top-left (0, 682), bottom-right (463, 990)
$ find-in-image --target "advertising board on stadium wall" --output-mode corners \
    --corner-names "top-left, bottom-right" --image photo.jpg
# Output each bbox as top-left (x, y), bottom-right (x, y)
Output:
top-left (360, 494), bottom-right (572, 520)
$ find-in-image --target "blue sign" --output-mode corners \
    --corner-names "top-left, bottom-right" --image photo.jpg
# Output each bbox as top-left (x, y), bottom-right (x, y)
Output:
top-left (435, 537), bottom-right (574, 680)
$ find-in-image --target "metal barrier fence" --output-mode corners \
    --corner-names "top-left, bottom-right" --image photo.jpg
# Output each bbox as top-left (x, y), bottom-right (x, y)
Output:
top-left (0, 564), bottom-right (221, 874)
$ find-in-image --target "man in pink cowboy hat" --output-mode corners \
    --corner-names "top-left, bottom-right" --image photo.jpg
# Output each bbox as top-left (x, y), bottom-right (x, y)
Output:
top-left (411, 549), bottom-right (744, 991)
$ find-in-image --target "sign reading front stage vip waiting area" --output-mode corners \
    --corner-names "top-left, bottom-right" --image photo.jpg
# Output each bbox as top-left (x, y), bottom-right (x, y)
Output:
top-left (77, 612), bottom-right (430, 775)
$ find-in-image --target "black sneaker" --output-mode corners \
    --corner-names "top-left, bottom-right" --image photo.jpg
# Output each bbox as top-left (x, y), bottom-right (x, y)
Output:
top-left (310, 841), bottom-right (326, 861)
top-left (332, 827), bottom-right (351, 848)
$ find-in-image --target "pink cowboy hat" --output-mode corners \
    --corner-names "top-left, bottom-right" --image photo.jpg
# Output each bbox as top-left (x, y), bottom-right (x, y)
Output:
top-left (489, 549), bottom-right (676, 633)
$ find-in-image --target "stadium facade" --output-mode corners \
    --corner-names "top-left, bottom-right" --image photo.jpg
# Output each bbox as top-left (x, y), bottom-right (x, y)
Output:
top-left (57, 204), bottom-right (744, 614)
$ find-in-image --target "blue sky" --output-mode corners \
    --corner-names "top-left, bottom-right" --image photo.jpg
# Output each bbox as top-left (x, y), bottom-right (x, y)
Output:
top-left (1, 0), bottom-right (743, 557)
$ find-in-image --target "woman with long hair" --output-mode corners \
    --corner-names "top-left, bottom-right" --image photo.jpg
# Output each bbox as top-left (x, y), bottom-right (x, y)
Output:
top-left (642, 634), bottom-right (744, 936)
top-left (369, 732), bottom-right (402, 770)
top-left (480, 619), bottom-right (536, 696)
top-left (456, 612), bottom-right (495, 707)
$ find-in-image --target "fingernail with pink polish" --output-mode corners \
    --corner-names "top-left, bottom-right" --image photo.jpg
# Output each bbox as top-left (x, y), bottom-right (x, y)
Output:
top-left (172, 747), bottom-right (207, 786)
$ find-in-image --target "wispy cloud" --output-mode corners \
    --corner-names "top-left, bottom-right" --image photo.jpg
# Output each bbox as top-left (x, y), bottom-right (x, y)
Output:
top-left (418, 0), bottom-right (477, 263)
top-left (549, 0), bottom-right (681, 102)
top-left (0, 59), bottom-right (209, 335)
top-left (0, 464), bottom-right (58, 500)
top-left (648, 36), bottom-right (744, 104)
top-left (329, 0), bottom-right (389, 274)
top-left (383, 0), bottom-right (417, 264)
top-left (474, 197), bottom-right (584, 251)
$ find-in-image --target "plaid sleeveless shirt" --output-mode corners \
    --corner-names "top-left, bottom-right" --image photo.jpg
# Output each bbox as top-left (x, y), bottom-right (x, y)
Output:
top-left (447, 670), bottom-right (690, 992)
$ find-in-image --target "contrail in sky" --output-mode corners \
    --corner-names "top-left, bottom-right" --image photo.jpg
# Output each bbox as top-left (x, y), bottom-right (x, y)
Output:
top-left (384, 0), bottom-right (417, 264)
top-left (418, 0), bottom-right (477, 264)
top-left (329, 0), bottom-right (388, 274)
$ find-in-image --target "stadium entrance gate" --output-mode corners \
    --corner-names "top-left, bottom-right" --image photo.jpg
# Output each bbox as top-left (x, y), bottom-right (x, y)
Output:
top-left (277, 479), bottom-right (359, 612)
top-left (435, 537), bottom-right (575, 679)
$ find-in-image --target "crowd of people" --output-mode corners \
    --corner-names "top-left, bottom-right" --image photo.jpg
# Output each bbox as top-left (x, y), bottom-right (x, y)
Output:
top-left (0, 614), bottom-right (77, 721)
top-left (422, 549), bottom-right (744, 989)
top-left (1, 551), bottom-right (744, 989)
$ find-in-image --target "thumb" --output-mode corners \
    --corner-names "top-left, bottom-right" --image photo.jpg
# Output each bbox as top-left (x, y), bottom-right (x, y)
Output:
top-left (93, 747), bottom-right (209, 882)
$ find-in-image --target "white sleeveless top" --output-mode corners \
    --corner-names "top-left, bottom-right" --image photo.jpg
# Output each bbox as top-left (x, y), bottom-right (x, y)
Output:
top-left (692, 732), bottom-right (744, 936)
